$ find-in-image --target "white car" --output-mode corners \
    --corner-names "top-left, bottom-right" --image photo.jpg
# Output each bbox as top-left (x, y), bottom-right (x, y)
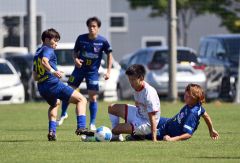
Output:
top-left (146, 64), bottom-right (206, 96)
top-left (54, 43), bottom-right (120, 101)
top-left (0, 58), bottom-right (25, 104)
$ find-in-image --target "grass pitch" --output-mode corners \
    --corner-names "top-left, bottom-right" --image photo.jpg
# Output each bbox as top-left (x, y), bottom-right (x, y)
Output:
top-left (0, 101), bottom-right (240, 163)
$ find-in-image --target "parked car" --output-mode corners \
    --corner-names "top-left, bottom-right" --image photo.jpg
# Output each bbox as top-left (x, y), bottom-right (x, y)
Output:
top-left (0, 58), bottom-right (25, 104)
top-left (146, 64), bottom-right (206, 97)
top-left (36, 43), bottom-right (121, 101)
top-left (197, 34), bottom-right (240, 101)
top-left (5, 54), bottom-right (34, 101)
top-left (117, 46), bottom-right (205, 100)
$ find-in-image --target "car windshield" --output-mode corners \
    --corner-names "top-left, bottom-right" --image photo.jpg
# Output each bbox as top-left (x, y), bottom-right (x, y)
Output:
top-left (55, 49), bottom-right (74, 65)
top-left (152, 49), bottom-right (197, 63)
top-left (0, 63), bottom-right (13, 74)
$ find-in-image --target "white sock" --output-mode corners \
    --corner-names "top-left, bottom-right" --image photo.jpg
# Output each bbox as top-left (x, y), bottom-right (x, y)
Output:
top-left (109, 114), bottom-right (119, 129)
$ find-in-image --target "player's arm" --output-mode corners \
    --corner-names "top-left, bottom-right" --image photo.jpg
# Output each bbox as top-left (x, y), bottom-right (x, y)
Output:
top-left (104, 52), bottom-right (113, 80)
top-left (72, 51), bottom-right (83, 68)
top-left (148, 112), bottom-right (157, 142)
top-left (202, 112), bottom-right (219, 140)
top-left (163, 133), bottom-right (192, 141)
top-left (41, 57), bottom-right (62, 78)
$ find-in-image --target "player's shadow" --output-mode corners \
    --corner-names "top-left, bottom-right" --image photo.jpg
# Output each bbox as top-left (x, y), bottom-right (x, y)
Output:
top-left (191, 156), bottom-right (240, 160)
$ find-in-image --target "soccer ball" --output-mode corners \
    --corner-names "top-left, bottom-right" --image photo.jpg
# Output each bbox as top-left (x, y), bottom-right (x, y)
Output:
top-left (95, 126), bottom-right (112, 142)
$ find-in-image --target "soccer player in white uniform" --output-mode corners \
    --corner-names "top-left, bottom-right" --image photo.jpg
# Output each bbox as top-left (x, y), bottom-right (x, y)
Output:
top-left (108, 64), bottom-right (160, 142)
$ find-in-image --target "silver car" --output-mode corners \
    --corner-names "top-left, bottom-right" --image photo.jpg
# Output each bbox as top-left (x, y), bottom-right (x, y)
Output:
top-left (117, 46), bottom-right (206, 100)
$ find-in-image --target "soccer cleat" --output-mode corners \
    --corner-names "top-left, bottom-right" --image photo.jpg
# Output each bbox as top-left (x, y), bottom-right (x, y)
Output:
top-left (47, 132), bottom-right (57, 141)
top-left (56, 113), bottom-right (68, 126)
top-left (75, 128), bottom-right (95, 137)
top-left (89, 124), bottom-right (96, 131)
top-left (125, 134), bottom-right (145, 141)
top-left (111, 134), bottom-right (124, 142)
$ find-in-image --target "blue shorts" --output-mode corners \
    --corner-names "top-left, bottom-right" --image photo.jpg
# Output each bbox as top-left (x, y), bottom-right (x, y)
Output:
top-left (145, 117), bottom-right (170, 140)
top-left (38, 81), bottom-right (74, 107)
top-left (67, 67), bottom-right (99, 91)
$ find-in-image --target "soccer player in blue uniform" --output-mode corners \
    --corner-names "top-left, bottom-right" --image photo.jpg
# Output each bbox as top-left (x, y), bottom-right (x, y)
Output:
top-left (58, 17), bottom-right (113, 131)
top-left (132, 83), bottom-right (219, 141)
top-left (32, 28), bottom-right (94, 141)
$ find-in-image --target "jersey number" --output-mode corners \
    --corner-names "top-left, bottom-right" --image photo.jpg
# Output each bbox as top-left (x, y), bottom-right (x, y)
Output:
top-left (34, 58), bottom-right (45, 75)
top-left (86, 59), bottom-right (92, 66)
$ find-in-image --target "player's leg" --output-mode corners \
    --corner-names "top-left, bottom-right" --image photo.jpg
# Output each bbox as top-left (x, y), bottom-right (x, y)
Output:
top-left (108, 104), bottom-right (127, 141)
top-left (47, 99), bottom-right (60, 141)
top-left (58, 68), bottom-right (82, 126)
top-left (57, 85), bottom-right (78, 126)
top-left (88, 90), bottom-right (98, 131)
top-left (69, 90), bottom-right (94, 136)
top-left (86, 71), bottom-right (99, 131)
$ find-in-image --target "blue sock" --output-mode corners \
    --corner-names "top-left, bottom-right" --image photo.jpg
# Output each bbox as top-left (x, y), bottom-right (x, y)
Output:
top-left (61, 101), bottom-right (69, 117)
top-left (89, 101), bottom-right (98, 125)
top-left (77, 115), bottom-right (86, 129)
top-left (49, 121), bottom-right (57, 134)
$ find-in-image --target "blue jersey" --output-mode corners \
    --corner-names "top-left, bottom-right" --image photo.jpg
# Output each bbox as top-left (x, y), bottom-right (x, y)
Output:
top-left (74, 33), bottom-right (112, 71)
top-left (33, 45), bottom-right (74, 106)
top-left (164, 103), bottom-right (205, 137)
top-left (33, 45), bottom-right (59, 84)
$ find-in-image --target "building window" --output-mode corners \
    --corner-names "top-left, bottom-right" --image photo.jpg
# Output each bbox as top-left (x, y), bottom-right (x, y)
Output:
top-left (141, 36), bottom-right (166, 48)
top-left (110, 13), bottom-right (128, 32)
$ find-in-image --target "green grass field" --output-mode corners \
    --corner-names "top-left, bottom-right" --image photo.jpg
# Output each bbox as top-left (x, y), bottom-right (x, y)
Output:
top-left (0, 100), bottom-right (239, 163)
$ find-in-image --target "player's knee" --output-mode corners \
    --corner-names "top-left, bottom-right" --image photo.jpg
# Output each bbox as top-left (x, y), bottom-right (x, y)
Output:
top-left (108, 103), bottom-right (116, 113)
top-left (81, 96), bottom-right (87, 104)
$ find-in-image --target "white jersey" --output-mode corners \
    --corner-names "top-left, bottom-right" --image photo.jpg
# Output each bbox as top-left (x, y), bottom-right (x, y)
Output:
top-left (133, 81), bottom-right (160, 123)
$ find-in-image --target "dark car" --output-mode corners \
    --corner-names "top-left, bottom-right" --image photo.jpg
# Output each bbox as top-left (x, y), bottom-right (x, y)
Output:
top-left (5, 54), bottom-right (34, 101)
top-left (197, 34), bottom-right (240, 101)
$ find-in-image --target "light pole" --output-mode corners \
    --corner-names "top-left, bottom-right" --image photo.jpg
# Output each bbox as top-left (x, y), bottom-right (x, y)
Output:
top-left (168, 0), bottom-right (178, 102)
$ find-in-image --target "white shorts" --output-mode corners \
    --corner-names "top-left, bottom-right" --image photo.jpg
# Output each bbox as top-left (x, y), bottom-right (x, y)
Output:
top-left (125, 104), bottom-right (151, 135)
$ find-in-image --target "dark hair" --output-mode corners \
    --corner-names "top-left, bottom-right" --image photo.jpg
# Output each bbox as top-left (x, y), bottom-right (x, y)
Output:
top-left (185, 83), bottom-right (206, 104)
top-left (125, 64), bottom-right (146, 79)
top-left (41, 28), bottom-right (60, 42)
top-left (86, 16), bottom-right (101, 27)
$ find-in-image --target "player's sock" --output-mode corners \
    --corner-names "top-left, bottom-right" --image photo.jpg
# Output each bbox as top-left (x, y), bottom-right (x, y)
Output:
top-left (61, 101), bottom-right (69, 117)
top-left (49, 121), bottom-right (57, 134)
top-left (109, 114), bottom-right (119, 128)
top-left (77, 115), bottom-right (86, 129)
top-left (89, 101), bottom-right (98, 125)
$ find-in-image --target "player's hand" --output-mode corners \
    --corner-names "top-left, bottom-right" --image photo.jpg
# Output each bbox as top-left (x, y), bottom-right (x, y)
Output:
top-left (74, 58), bottom-right (84, 68)
top-left (210, 129), bottom-right (219, 140)
top-left (103, 72), bottom-right (110, 80)
top-left (53, 70), bottom-right (63, 78)
top-left (163, 135), bottom-right (171, 141)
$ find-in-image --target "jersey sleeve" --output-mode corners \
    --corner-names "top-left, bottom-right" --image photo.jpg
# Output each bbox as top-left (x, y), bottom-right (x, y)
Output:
top-left (183, 113), bottom-right (199, 135)
top-left (103, 40), bottom-right (112, 55)
top-left (42, 47), bottom-right (53, 60)
top-left (74, 36), bottom-right (81, 53)
top-left (145, 88), bottom-right (160, 113)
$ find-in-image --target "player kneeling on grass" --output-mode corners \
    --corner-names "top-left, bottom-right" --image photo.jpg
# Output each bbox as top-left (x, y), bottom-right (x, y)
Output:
top-left (139, 83), bottom-right (219, 141)
top-left (32, 28), bottom-right (94, 141)
top-left (108, 64), bottom-right (161, 142)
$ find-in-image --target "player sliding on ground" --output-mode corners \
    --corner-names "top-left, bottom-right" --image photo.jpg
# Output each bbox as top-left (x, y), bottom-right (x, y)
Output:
top-left (108, 64), bottom-right (161, 142)
top-left (129, 83), bottom-right (219, 141)
top-left (32, 28), bottom-right (94, 141)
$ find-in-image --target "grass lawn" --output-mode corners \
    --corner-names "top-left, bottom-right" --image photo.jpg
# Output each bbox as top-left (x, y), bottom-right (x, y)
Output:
top-left (0, 100), bottom-right (240, 163)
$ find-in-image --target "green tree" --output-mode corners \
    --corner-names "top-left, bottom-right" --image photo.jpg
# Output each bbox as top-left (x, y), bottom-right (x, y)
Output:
top-left (128, 0), bottom-right (240, 46)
